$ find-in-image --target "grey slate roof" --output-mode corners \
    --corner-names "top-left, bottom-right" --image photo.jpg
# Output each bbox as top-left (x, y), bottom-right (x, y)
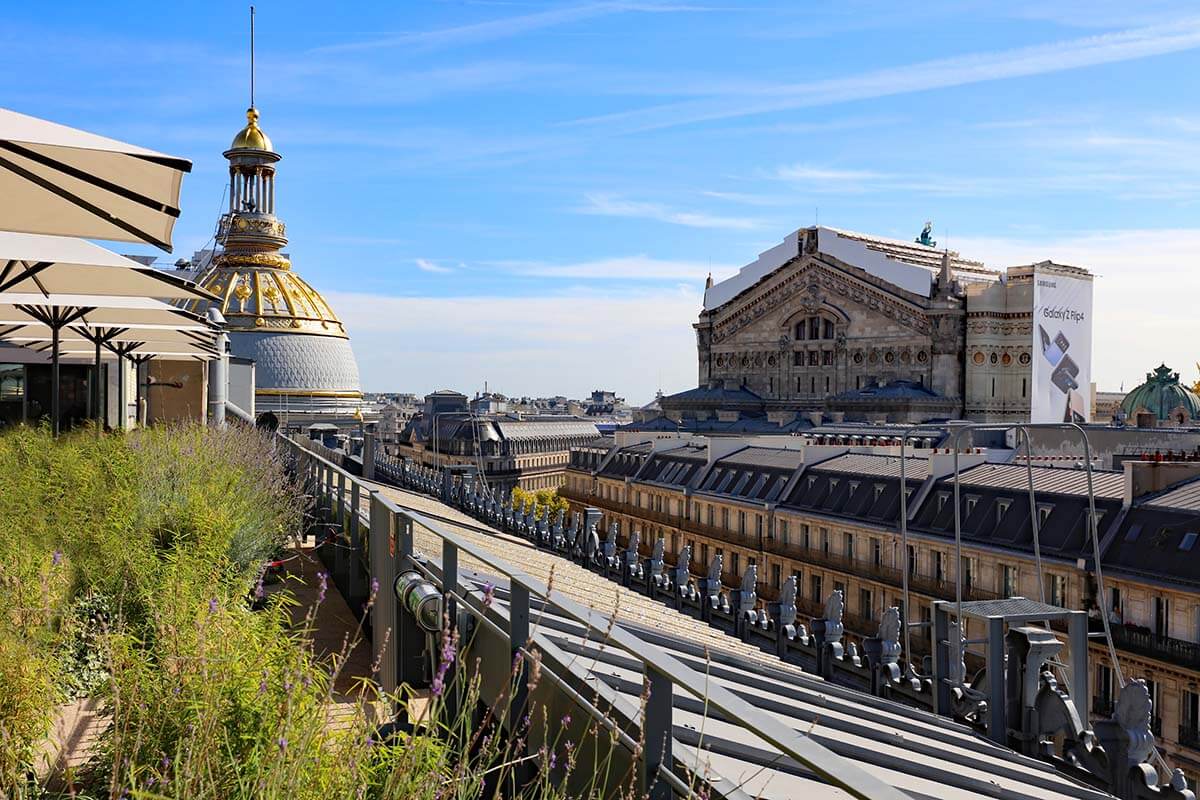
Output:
top-left (955, 462), bottom-right (1124, 500)
top-left (494, 420), bottom-right (601, 440)
top-left (1143, 476), bottom-right (1200, 511)
top-left (718, 445), bottom-right (806, 471)
top-left (812, 452), bottom-right (929, 479)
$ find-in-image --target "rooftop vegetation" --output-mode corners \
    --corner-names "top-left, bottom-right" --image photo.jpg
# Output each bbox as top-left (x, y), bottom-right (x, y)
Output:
top-left (0, 425), bottom-right (629, 799)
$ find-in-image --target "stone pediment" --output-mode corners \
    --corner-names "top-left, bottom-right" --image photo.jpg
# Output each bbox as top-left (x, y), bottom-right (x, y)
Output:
top-left (707, 256), bottom-right (932, 345)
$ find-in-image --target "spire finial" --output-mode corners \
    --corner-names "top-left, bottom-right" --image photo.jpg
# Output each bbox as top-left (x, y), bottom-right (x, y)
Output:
top-left (250, 5), bottom-right (256, 109)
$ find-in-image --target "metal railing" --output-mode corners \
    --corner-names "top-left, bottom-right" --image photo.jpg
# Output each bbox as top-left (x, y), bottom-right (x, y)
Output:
top-left (565, 487), bottom-right (1004, 608)
top-left (1107, 624), bottom-right (1200, 672)
top-left (281, 434), bottom-right (909, 800)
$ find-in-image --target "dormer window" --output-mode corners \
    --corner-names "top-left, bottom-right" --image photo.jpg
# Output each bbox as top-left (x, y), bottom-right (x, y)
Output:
top-left (996, 499), bottom-right (1011, 526)
top-left (1037, 503), bottom-right (1053, 527)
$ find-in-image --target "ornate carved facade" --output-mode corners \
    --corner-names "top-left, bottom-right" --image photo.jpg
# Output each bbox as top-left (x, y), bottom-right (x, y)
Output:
top-left (676, 226), bottom-right (1086, 423)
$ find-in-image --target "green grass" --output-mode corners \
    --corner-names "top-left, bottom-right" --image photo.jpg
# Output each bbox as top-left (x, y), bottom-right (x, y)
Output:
top-left (0, 424), bottom-right (636, 800)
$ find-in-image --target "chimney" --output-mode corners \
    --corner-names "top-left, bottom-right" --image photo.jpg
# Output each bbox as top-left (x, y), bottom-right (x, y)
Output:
top-left (1122, 459), bottom-right (1200, 508)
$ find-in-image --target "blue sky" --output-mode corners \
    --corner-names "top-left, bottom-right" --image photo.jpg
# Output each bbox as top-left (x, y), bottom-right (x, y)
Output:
top-left (6, 1), bottom-right (1200, 402)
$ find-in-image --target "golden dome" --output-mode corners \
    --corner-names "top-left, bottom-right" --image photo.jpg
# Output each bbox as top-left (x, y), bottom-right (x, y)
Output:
top-left (197, 261), bottom-right (348, 339)
top-left (230, 107), bottom-right (273, 151)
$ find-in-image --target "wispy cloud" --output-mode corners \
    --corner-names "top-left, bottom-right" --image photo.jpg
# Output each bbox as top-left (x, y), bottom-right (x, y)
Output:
top-left (568, 16), bottom-right (1200, 132)
top-left (415, 258), bottom-right (455, 274)
top-left (770, 158), bottom-right (1200, 200)
top-left (313, 1), bottom-right (715, 54)
top-left (493, 254), bottom-right (733, 281)
top-left (579, 192), bottom-right (764, 230)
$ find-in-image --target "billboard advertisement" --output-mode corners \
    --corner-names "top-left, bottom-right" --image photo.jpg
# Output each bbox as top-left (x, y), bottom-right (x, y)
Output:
top-left (1031, 269), bottom-right (1093, 423)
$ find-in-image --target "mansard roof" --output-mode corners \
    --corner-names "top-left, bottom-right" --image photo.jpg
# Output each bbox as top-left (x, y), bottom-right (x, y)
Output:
top-left (829, 378), bottom-right (942, 401)
top-left (660, 382), bottom-right (763, 407)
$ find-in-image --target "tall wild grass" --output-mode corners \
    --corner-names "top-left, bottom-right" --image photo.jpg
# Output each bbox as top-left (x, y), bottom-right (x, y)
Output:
top-left (0, 424), bottom-right (636, 800)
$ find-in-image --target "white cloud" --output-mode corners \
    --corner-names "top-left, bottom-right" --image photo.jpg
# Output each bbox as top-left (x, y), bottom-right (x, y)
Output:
top-left (313, 1), bottom-right (716, 54)
top-left (327, 286), bottom-right (704, 402)
top-left (569, 15), bottom-right (1200, 132)
top-left (954, 229), bottom-right (1200, 393)
top-left (495, 254), bottom-right (734, 281)
top-left (579, 192), bottom-right (765, 230)
top-left (415, 258), bottom-right (454, 274)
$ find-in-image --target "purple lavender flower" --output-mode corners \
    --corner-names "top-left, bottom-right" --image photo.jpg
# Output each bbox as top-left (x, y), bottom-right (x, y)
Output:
top-left (258, 675), bottom-right (269, 695)
top-left (370, 577), bottom-right (380, 600)
top-left (561, 713), bottom-right (572, 727)
top-left (431, 674), bottom-right (445, 697)
top-left (439, 630), bottom-right (457, 667)
top-left (550, 751), bottom-right (557, 770)
top-left (317, 571), bottom-right (328, 604)
top-left (208, 597), bottom-right (219, 614)
top-left (483, 582), bottom-right (495, 608)
top-left (51, 549), bottom-right (62, 567)
top-left (161, 756), bottom-right (171, 770)
top-left (278, 736), bottom-right (288, 752)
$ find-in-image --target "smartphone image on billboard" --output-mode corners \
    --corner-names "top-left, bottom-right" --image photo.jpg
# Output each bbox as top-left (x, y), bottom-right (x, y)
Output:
top-left (1039, 325), bottom-right (1066, 367)
top-left (1051, 355), bottom-right (1080, 393)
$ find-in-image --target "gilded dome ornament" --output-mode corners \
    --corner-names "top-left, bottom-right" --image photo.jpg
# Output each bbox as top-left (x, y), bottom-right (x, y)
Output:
top-left (230, 107), bottom-right (274, 152)
top-left (233, 276), bottom-right (253, 312)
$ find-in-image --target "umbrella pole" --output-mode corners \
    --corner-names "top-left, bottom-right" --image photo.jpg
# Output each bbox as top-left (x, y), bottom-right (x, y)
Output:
top-left (93, 336), bottom-right (102, 433)
top-left (51, 322), bottom-right (60, 436)
top-left (117, 353), bottom-right (126, 431)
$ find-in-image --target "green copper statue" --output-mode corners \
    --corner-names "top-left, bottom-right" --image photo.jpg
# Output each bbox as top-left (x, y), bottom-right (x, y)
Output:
top-left (915, 221), bottom-right (936, 248)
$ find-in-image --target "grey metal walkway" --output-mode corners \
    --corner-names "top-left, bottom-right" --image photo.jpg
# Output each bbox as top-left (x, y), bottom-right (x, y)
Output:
top-left (291, 437), bottom-right (1120, 800)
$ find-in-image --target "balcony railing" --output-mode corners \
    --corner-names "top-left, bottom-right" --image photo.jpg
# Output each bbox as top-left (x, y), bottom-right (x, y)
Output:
top-left (565, 489), bottom-right (1006, 607)
top-left (1107, 623), bottom-right (1200, 672)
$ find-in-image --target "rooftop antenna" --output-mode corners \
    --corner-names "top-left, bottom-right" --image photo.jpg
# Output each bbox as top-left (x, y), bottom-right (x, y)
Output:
top-left (249, 5), bottom-right (256, 108)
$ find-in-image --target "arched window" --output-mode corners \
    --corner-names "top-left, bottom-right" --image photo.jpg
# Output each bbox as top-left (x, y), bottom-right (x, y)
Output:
top-left (794, 314), bottom-right (837, 342)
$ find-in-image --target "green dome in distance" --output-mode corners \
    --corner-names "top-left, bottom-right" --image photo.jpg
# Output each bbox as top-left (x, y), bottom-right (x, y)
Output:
top-left (1119, 364), bottom-right (1200, 422)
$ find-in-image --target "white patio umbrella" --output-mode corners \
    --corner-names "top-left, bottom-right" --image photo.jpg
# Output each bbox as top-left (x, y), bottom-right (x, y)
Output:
top-left (0, 232), bottom-right (213, 300)
top-left (0, 232), bottom-right (215, 434)
top-left (0, 290), bottom-right (218, 433)
top-left (0, 107), bottom-right (191, 251)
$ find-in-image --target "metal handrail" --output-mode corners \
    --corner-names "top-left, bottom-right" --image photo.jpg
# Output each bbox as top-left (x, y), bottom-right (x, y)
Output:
top-left (282, 433), bottom-right (910, 800)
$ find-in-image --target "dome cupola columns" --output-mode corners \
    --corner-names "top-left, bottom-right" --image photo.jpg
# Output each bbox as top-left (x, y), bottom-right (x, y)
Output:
top-left (220, 105), bottom-right (285, 252)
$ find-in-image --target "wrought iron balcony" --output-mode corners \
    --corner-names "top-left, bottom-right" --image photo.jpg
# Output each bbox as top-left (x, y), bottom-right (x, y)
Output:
top-left (1107, 623), bottom-right (1200, 672)
top-left (565, 489), bottom-right (1005, 606)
